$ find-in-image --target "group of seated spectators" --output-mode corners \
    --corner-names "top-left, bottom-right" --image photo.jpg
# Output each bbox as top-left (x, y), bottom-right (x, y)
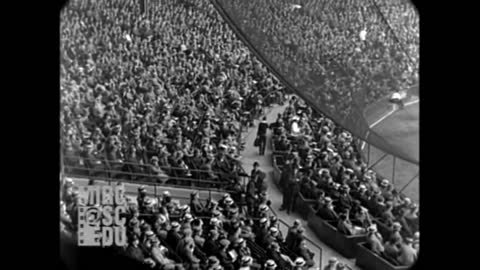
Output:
top-left (60, 0), bottom-right (287, 188)
top-left (60, 178), bottom-right (329, 270)
top-left (215, 0), bottom-right (419, 146)
top-left (60, 0), bottom-right (419, 268)
top-left (271, 97), bottom-right (419, 266)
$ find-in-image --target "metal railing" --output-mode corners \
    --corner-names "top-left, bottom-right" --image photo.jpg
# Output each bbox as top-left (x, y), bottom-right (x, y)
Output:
top-left (268, 207), bottom-right (323, 270)
top-left (63, 155), bottom-right (250, 192)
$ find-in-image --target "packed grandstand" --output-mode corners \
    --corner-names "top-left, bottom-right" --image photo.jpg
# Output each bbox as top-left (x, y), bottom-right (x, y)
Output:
top-left (60, 1), bottom-right (419, 270)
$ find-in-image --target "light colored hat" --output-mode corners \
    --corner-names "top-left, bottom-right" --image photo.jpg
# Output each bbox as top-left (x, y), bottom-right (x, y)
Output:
top-left (392, 222), bottom-right (402, 230)
top-left (259, 204), bottom-right (269, 212)
top-left (265, 259), bottom-right (277, 269)
top-left (145, 230), bottom-right (155, 237)
top-left (328, 257), bottom-right (338, 264)
top-left (269, 227), bottom-right (279, 234)
top-left (184, 213), bottom-right (193, 222)
top-left (294, 257), bottom-right (305, 267)
top-left (241, 256), bottom-right (253, 266)
top-left (381, 179), bottom-right (389, 187)
top-left (225, 197), bottom-right (234, 206)
top-left (260, 217), bottom-right (268, 224)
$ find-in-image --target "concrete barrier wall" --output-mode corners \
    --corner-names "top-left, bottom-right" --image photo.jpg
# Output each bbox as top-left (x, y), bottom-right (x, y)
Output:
top-left (307, 211), bottom-right (366, 259)
top-left (355, 242), bottom-right (410, 270)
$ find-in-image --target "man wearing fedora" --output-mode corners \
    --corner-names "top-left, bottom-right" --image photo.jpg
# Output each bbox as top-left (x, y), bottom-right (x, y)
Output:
top-left (256, 116), bottom-right (269, 156)
top-left (263, 260), bottom-right (277, 270)
top-left (323, 257), bottom-right (338, 270)
top-left (396, 238), bottom-right (417, 266)
top-left (316, 197), bottom-right (339, 222)
top-left (366, 225), bottom-right (385, 255)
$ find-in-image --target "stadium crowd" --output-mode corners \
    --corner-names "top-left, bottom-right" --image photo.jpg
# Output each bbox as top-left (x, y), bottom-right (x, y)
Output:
top-left (216, 0), bottom-right (419, 124)
top-left (60, 178), bottom-right (330, 270)
top-left (60, 0), bottom-right (419, 269)
top-left (271, 97), bottom-right (419, 267)
top-left (60, 0), bottom-right (287, 188)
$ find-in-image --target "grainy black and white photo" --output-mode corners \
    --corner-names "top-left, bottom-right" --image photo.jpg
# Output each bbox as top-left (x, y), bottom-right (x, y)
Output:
top-left (60, 1), bottom-right (419, 270)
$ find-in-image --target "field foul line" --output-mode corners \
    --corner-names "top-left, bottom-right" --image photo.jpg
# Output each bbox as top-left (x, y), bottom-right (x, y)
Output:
top-left (361, 98), bottom-right (419, 150)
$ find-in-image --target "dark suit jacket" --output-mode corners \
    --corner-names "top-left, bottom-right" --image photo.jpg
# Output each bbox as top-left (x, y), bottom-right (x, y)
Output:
top-left (190, 200), bottom-right (205, 216)
top-left (257, 122), bottom-right (269, 137)
top-left (298, 247), bottom-right (315, 267)
top-left (267, 249), bottom-right (290, 270)
top-left (125, 245), bottom-right (145, 262)
top-left (166, 230), bottom-right (182, 249)
top-left (203, 238), bottom-right (220, 256)
top-left (317, 206), bottom-right (338, 221)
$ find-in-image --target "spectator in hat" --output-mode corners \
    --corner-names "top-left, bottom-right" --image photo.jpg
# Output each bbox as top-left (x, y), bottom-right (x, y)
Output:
top-left (405, 203), bottom-right (419, 233)
top-left (149, 238), bottom-right (179, 270)
top-left (336, 184), bottom-right (354, 213)
top-left (388, 222), bottom-right (403, 243)
top-left (285, 219), bottom-right (302, 250)
top-left (153, 214), bottom-right (169, 241)
top-left (366, 225), bottom-right (385, 255)
top-left (182, 241), bottom-right (201, 270)
top-left (125, 235), bottom-right (147, 264)
top-left (216, 239), bottom-right (234, 270)
top-left (234, 237), bottom-right (252, 259)
top-left (396, 238), bottom-right (417, 266)
top-left (137, 186), bottom-right (148, 207)
top-left (239, 255), bottom-right (254, 270)
top-left (207, 256), bottom-right (221, 270)
top-left (263, 260), bottom-right (277, 270)
top-left (190, 191), bottom-right (206, 217)
top-left (261, 226), bottom-right (278, 247)
top-left (383, 235), bottom-right (402, 261)
top-left (176, 227), bottom-right (195, 255)
top-left (316, 197), bottom-right (339, 221)
top-left (284, 177), bottom-right (300, 215)
top-left (296, 239), bottom-right (315, 268)
top-left (166, 221), bottom-right (182, 249)
top-left (293, 257), bottom-right (307, 270)
top-left (266, 242), bottom-right (290, 270)
top-left (204, 229), bottom-right (221, 256)
top-left (192, 226), bottom-right (205, 248)
top-left (337, 212), bottom-right (357, 236)
top-left (255, 172), bottom-right (269, 196)
top-left (279, 160), bottom-right (293, 192)
top-left (412, 232), bottom-right (420, 253)
top-left (239, 219), bottom-right (256, 242)
top-left (255, 217), bottom-right (270, 246)
top-left (246, 177), bottom-right (257, 216)
top-left (323, 257), bottom-right (338, 270)
top-left (256, 116), bottom-right (269, 155)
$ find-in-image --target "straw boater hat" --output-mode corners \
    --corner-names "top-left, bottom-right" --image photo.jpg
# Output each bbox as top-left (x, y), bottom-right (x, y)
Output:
top-left (264, 260), bottom-right (277, 269)
top-left (224, 197), bottom-right (234, 206)
top-left (294, 257), bottom-right (306, 267)
top-left (328, 257), bottom-right (338, 264)
top-left (241, 256), bottom-right (253, 266)
top-left (380, 179), bottom-right (389, 187)
top-left (208, 256), bottom-right (220, 267)
top-left (269, 227), bottom-right (279, 236)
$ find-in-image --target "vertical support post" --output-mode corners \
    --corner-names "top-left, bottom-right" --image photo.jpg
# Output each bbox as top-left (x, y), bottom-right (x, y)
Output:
top-left (367, 142), bottom-right (371, 166)
top-left (392, 156), bottom-right (396, 185)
